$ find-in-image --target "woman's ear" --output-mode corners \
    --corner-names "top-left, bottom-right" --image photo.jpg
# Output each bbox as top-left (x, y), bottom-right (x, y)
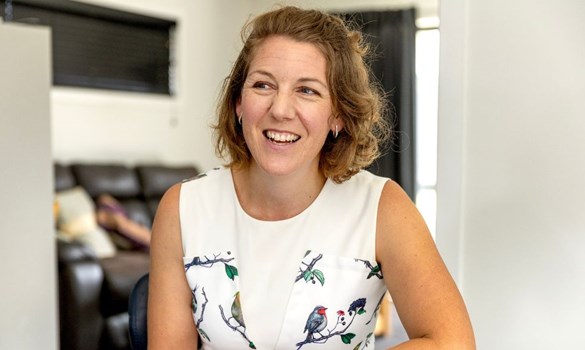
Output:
top-left (235, 98), bottom-right (242, 118)
top-left (331, 116), bottom-right (345, 133)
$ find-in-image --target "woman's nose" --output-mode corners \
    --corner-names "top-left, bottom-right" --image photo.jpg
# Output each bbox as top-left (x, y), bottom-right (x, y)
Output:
top-left (269, 91), bottom-right (295, 121)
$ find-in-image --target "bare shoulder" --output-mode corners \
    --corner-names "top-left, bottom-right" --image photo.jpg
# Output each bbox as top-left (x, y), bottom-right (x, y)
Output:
top-left (150, 182), bottom-right (183, 274)
top-left (376, 180), bottom-right (429, 246)
top-left (155, 183), bottom-right (182, 222)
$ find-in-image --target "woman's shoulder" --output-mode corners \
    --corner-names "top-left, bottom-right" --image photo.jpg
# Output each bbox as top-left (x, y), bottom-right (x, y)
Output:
top-left (331, 170), bottom-right (390, 201)
top-left (181, 166), bottom-right (229, 185)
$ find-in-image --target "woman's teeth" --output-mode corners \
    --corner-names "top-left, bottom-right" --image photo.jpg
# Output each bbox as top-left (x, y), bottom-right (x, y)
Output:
top-left (265, 130), bottom-right (300, 143)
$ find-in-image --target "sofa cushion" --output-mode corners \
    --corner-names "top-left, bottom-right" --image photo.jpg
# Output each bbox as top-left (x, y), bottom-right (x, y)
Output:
top-left (72, 164), bottom-right (141, 199)
top-left (136, 165), bottom-right (199, 216)
top-left (56, 186), bottom-right (117, 258)
top-left (100, 251), bottom-right (150, 317)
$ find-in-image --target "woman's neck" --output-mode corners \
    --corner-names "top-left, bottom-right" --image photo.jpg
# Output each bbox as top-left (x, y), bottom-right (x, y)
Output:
top-left (232, 163), bottom-right (326, 221)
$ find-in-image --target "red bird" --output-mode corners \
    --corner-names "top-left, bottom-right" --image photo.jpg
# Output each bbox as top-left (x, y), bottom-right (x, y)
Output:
top-left (302, 305), bottom-right (328, 342)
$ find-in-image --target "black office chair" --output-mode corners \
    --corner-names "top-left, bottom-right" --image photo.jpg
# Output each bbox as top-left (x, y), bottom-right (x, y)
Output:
top-left (128, 273), bottom-right (149, 350)
top-left (129, 273), bottom-right (202, 349)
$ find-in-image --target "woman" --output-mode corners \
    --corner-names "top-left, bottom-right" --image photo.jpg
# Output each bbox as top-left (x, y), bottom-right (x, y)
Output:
top-left (148, 6), bottom-right (475, 350)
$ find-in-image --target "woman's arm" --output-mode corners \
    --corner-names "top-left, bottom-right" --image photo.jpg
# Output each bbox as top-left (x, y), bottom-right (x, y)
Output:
top-left (148, 184), bottom-right (199, 349)
top-left (376, 181), bottom-right (475, 349)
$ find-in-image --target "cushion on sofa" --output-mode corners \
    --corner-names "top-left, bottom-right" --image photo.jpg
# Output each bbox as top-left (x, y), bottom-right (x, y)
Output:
top-left (136, 165), bottom-right (199, 217)
top-left (72, 164), bottom-right (153, 228)
top-left (72, 164), bottom-right (141, 199)
top-left (55, 186), bottom-right (117, 258)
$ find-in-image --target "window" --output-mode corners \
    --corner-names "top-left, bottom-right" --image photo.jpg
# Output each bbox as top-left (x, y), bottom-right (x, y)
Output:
top-left (415, 24), bottom-right (440, 237)
top-left (1, 0), bottom-right (176, 95)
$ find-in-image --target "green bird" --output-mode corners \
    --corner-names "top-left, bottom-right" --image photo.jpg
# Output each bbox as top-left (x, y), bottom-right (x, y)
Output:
top-left (231, 291), bottom-right (245, 328)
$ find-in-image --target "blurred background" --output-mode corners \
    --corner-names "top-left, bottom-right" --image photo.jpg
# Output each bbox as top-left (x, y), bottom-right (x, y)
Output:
top-left (1, 0), bottom-right (584, 349)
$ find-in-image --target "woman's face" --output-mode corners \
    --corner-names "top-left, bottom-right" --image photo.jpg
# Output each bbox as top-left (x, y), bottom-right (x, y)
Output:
top-left (236, 35), bottom-right (340, 178)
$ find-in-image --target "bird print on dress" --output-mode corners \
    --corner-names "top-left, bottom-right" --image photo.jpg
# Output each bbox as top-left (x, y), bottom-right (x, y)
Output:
top-left (302, 305), bottom-right (328, 342)
top-left (293, 251), bottom-right (387, 348)
top-left (219, 292), bottom-right (256, 349)
top-left (231, 291), bottom-right (245, 328)
top-left (185, 250), bottom-right (385, 349)
top-left (295, 298), bottom-right (369, 348)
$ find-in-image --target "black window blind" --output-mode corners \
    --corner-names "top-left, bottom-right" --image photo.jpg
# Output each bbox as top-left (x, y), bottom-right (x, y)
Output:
top-left (1, 0), bottom-right (176, 94)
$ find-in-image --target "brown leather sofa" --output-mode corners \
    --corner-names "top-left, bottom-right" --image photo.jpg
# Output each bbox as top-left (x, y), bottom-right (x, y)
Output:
top-left (55, 163), bottom-right (199, 350)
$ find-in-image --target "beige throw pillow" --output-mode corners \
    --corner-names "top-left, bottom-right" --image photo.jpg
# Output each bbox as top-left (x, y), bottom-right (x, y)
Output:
top-left (55, 187), bottom-right (116, 258)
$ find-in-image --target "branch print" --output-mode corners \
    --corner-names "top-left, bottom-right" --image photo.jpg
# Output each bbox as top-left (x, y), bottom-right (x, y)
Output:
top-left (192, 286), bottom-right (210, 341)
top-left (355, 259), bottom-right (383, 279)
top-left (219, 304), bottom-right (256, 349)
top-left (366, 292), bottom-right (386, 325)
top-left (184, 252), bottom-right (239, 280)
top-left (296, 253), bottom-right (325, 286)
top-left (296, 298), bottom-right (367, 349)
top-left (352, 332), bottom-right (374, 350)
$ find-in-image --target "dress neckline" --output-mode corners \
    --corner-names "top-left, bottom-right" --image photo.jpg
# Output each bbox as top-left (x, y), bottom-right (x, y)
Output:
top-left (227, 167), bottom-right (332, 224)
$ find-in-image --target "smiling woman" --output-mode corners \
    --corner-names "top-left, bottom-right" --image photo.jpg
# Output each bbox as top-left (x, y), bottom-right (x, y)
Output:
top-left (236, 36), bottom-right (335, 183)
top-left (147, 6), bottom-right (475, 350)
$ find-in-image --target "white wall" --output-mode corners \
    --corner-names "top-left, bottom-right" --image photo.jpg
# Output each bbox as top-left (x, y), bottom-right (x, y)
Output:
top-left (247, 0), bottom-right (437, 20)
top-left (437, 0), bottom-right (585, 348)
top-left (0, 24), bottom-right (57, 350)
top-left (53, 0), bottom-right (251, 170)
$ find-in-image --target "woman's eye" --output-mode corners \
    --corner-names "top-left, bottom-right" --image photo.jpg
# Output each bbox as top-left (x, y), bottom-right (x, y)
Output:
top-left (299, 87), bottom-right (319, 96)
top-left (253, 82), bottom-right (270, 89)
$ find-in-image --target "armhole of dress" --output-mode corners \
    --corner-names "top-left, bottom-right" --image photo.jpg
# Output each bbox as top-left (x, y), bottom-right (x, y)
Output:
top-left (178, 180), bottom-right (189, 257)
top-left (373, 177), bottom-right (391, 263)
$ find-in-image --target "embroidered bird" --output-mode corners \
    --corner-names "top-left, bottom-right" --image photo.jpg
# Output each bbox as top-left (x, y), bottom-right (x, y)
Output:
top-left (302, 305), bottom-right (328, 341)
top-left (231, 291), bottom-right (245, 328)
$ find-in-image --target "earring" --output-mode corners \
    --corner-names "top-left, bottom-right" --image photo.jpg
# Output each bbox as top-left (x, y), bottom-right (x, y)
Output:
top-left (238, 113), bottom-right (242, 125)
top-left (334, 124), bottom-right (339, 138)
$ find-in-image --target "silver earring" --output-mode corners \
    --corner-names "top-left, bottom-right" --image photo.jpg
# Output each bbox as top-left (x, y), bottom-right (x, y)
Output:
top-left (238, 114), bottom-right (242, 125)
top-left (334, 124), bottom-right (339, 138)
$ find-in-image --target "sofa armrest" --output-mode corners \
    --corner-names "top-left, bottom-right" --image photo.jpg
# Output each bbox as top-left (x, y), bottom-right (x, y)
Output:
top-left (57, 240), bottom-right (104, 350)
top-left (57, 239), bottom-right (98, 263)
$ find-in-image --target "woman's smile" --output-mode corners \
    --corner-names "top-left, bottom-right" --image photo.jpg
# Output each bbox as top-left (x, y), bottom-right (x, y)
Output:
top-left (264, 130), bottom-right (301, 144)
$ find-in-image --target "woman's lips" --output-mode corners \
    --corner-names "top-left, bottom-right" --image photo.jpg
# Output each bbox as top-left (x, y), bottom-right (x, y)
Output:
top-left (264, 130), bottom-right (300, 143)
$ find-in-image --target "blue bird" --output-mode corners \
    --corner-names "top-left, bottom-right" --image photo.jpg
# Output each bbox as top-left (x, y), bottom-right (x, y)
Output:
top-left (302, 305), bottom-right (328, 341)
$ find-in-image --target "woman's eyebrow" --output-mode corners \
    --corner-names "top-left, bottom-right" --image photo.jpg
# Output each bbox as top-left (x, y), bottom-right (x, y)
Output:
top-left (248, 70), bottom-right (328, 89)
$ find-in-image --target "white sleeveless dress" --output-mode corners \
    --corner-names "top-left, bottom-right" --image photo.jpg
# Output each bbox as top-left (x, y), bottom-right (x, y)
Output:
top-left (180, 167), bottom-right (388, 350)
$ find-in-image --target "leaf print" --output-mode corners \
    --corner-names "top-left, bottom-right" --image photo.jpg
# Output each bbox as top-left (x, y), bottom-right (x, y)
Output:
top-left (355, 259), bottom-right (383, 279)
top-left (353, 342), bottom-right (363, 350)
top-left (367, 265), bottom-right (381, 279)
top-left (303, 270), bottom-right (312, 282)
top-left (225, 264), bottom-right (238, 280)
top-left (248, 341), bottom-right (256, 349)
top-left (296, 253), bottom-right (326, 286)
top-left (340, 333), bottom-right (356, 344)
top-left (198, 328), bottom-right (210, 341)
top-left (357, 308), bottom-right (366, 315)
top-left (313, 269), bottom-right (325, 286)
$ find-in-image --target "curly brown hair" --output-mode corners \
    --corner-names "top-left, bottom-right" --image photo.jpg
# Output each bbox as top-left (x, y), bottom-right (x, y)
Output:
top-left (214, 6), bottom-right (389, 183)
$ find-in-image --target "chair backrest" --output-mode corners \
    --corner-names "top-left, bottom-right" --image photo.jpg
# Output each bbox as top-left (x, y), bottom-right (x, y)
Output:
top-left (128, 273), bottom-right (149, 350)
